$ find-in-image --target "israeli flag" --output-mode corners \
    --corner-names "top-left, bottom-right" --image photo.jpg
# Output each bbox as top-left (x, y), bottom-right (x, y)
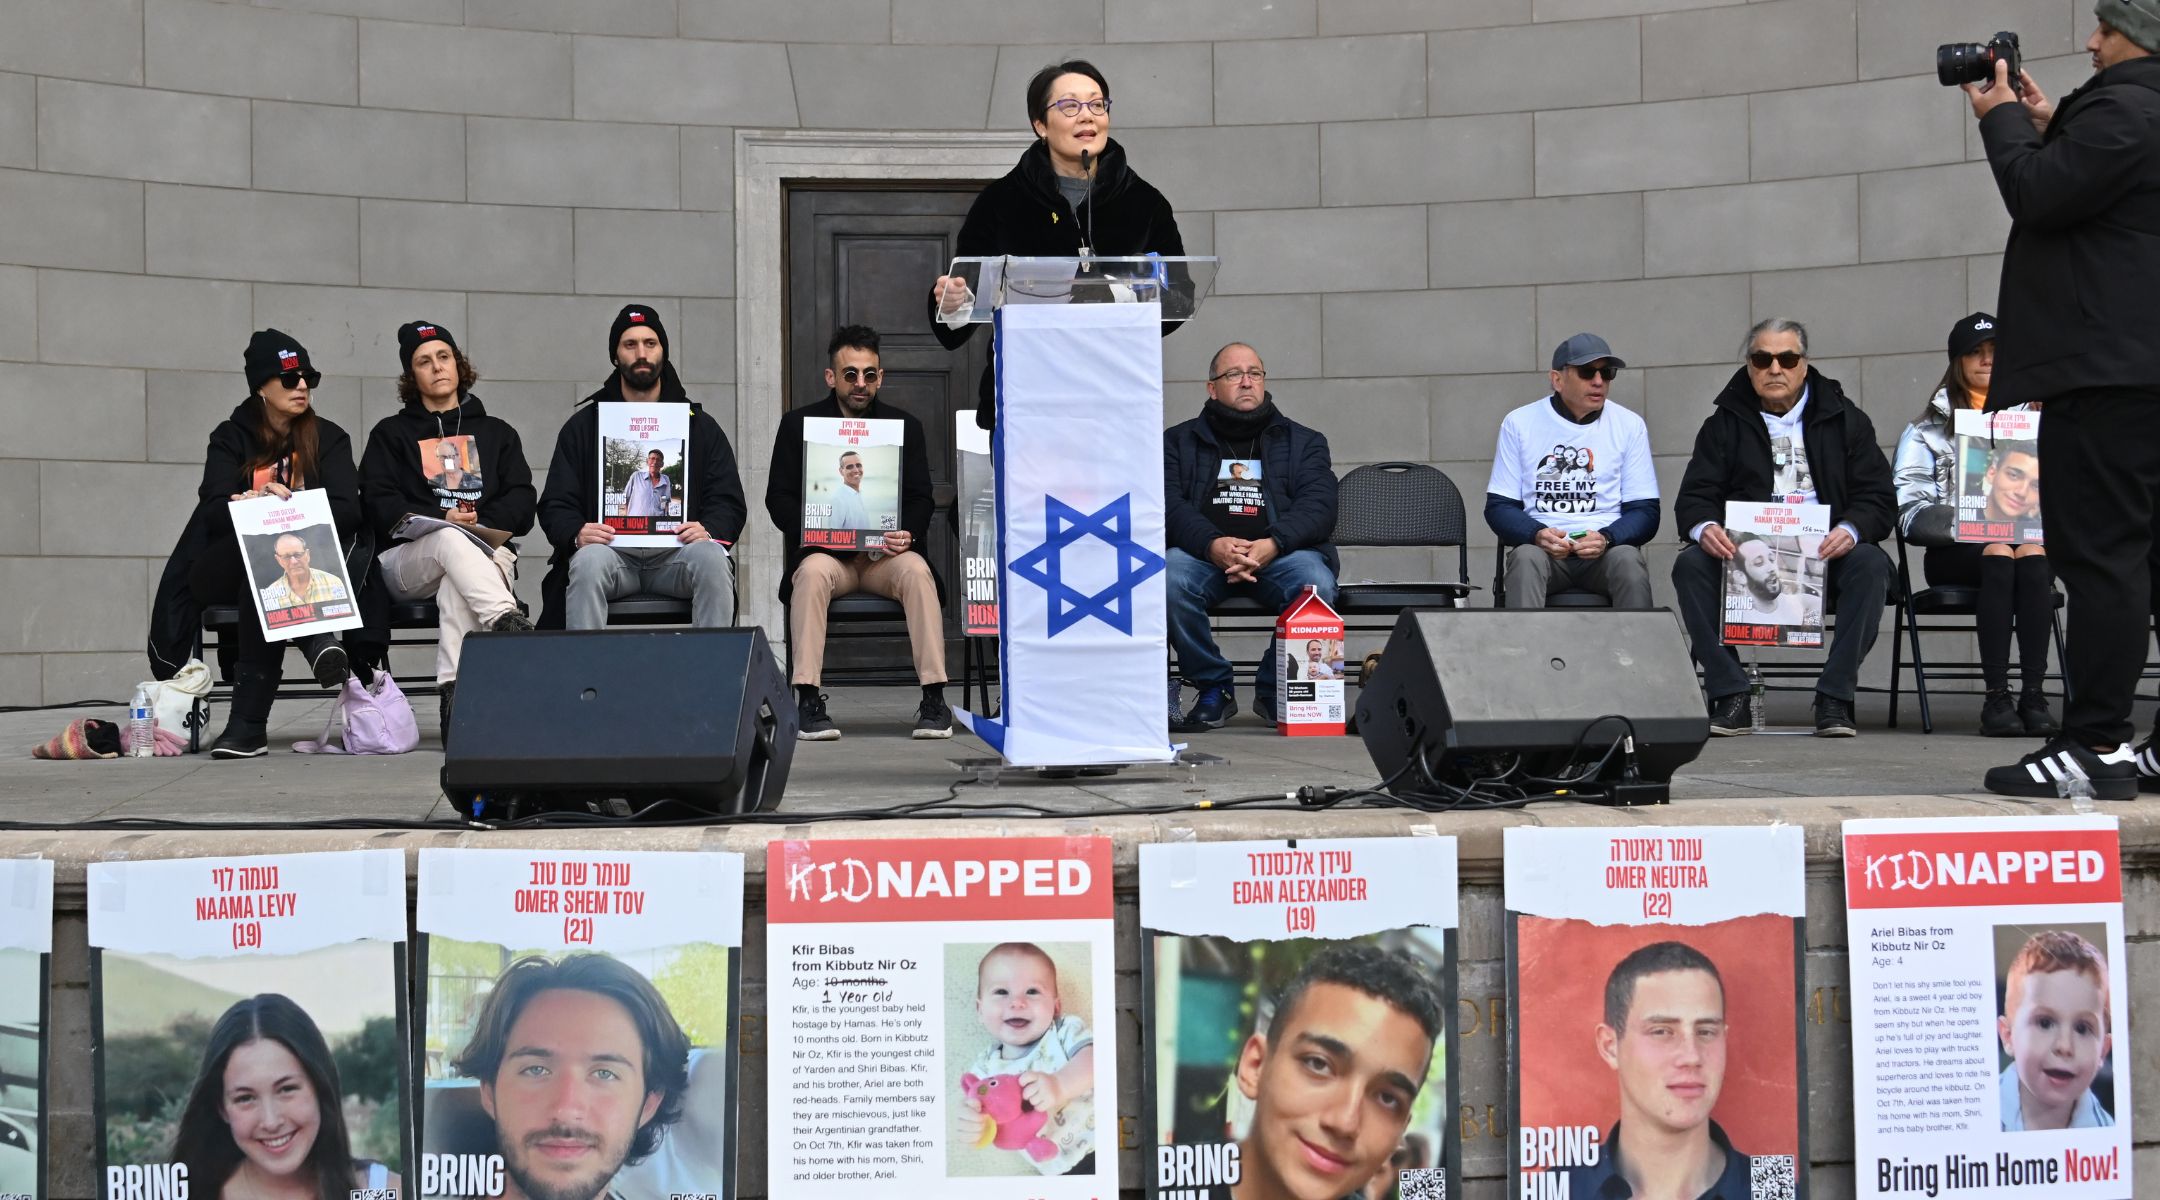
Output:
top-left (956, 303), bottom-right (1173, 765)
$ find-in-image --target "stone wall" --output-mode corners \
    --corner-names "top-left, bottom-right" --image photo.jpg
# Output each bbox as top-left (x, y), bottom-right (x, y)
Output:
top-left (0, 0), bottom-right (2098, 699)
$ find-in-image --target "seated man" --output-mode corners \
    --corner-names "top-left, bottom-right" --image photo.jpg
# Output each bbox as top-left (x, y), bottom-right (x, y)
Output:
top-left (764, 324), bottom-right (950, 741)
top-left (1165, 342), bottom-right (1338, 731)
top-left (1485, 333), bottom-right (1660, 607)
top-left (1673, 319), bottom-right (1894, 737)
top-left (537, 304), bottom-right (746, 629)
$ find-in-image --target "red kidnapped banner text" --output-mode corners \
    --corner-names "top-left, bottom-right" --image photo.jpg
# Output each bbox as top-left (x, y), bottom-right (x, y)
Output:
top-left (1845, 828), bottom-right (2119, 909)
top-left (767, 836), bottom-right (1112, 923)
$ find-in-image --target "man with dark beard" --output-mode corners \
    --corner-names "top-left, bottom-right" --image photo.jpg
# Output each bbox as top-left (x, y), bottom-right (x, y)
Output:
top-left (452, 955), bottom-right (691, 1200)
top-left (536, 305), bottom-right (747, 629)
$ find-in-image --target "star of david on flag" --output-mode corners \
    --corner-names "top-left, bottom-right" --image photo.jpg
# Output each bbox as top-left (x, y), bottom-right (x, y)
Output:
top-left (1009, 494), bottom-right (1164, 636)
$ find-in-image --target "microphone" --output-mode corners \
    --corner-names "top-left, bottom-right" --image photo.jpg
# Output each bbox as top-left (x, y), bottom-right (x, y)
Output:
top-left (1078, 148), bottom-right (1095, 269)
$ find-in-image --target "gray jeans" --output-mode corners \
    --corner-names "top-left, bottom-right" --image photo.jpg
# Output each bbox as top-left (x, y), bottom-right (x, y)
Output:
top-left (1504, 543), bottom-right (1654, 608)
top-left (566, 542), bottom-right (735, 630)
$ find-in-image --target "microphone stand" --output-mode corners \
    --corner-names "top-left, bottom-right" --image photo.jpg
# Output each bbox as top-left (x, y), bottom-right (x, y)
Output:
top-left (1077, 147), bottom-right (1095, 273)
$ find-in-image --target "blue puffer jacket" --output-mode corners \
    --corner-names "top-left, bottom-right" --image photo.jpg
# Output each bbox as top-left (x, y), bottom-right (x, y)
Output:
top-left (1163, 398), bottom-right (1339, 574)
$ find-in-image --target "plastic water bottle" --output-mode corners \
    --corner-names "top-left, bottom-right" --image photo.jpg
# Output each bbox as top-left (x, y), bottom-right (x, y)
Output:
top-left (127, 685), bottom-right (155, 757)
top-left (1749, 664), bottom-right (1768, 734)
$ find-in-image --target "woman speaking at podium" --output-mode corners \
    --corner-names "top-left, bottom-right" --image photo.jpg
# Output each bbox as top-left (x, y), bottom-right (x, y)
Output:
top-left (930, 60), bottom-right (1186, 430)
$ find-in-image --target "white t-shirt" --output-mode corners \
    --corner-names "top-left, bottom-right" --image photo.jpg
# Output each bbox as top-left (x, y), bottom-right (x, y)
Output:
top-left (1759, 387), bottom-right (1815, 503)
top-left (1486, 397), bottom-right (1658, 531)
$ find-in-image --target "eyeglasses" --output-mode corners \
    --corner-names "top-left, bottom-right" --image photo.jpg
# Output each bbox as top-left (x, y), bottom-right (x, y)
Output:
top-left (1047, 98), bottom-right (1111, 118)
top-left (1747, 351), bottom-right (1805, 370)
top-left (1570, 364), bottom-right (1619, 381)
top-left (841, 367), bottom-right (880, 383)
top-left (277, 370), bottom-right (323, 390)
top-left (274, 548), bottom-right (309, 562)
top-left (1209, 367), bottom-right (1267, 383)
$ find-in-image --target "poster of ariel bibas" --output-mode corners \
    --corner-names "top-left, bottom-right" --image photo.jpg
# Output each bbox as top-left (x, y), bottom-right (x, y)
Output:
top-left (414, 849), bottom-right (744, 1200)
top-left (0, 858), bottom-right (53, 1200)
top-left (1844, 817), bottom-right (2130, 1200)
top-left (1139, 837), bottom-right (1459, 1200)
top-left (1505, 826), bottom-right (1807, 1200)
top-left (87, 850), bottom-right (411, 1200)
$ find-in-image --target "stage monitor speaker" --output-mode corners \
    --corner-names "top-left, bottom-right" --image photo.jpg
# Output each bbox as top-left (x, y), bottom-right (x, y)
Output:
top-left (442, 628), bottom-right (796, 818)
top-left (1355, 609), bottom-right (1708, 799)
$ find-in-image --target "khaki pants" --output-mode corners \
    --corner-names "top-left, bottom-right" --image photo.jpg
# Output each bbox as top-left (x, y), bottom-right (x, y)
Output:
top-left (789, 552), bottom-right (946, 687)
top-left (379, 528), bottom-right (519, 684)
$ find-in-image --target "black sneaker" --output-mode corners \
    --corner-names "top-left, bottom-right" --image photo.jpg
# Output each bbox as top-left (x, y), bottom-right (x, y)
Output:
top-left (209, 723), bottom-right (268, 759)
top-left (1171, 685), bottom-right (1237, 733)
top-left (1980, 688), bottom-right (2023, 737)
top-left (1984, 736), bottom-right (2138, 800)
top-left (1813, 694), bottom-right (1857, 738)
top-left (912, 694), bottom-right (954, 740)
top-left (1707, 692), bottom-right (1752, 736)
top-left (488, 607), bottom-right (535, 634)
top-left (2018, 689), bottom-right (2060, 737)
top-left (1254, 695), bottom-right (1276, 724)
top-left (797, 692), bottom-right (841, 741)
top-left (309, 642), bottom-right (350, 689)
top-left (2133, 736), bottom-right (2160, 795)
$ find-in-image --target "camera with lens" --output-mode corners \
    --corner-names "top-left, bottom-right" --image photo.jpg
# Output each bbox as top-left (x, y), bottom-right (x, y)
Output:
top-left (1938, 31), bottom-right (2022, 92)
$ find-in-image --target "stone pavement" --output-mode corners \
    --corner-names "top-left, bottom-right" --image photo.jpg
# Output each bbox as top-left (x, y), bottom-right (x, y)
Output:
top-left (0, 685), bottom-right (2133, 827)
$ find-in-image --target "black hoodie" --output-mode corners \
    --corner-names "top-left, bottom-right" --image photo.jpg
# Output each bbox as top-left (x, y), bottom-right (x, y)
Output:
top-left (929, 136), bottom-right (1186, 428)
top-left (358, 391), bottom-right (536, 547)
top-left (762, 390), bottom-right (938, 603)
top-left (533, 367), bottom-right (749, 628)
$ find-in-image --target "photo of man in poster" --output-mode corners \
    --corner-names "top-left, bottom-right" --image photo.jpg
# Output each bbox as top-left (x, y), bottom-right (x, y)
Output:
top-left (449, 955), bottom-right (694, 1200)
top-left (258, 530), bottom-right (350, 614)
top-left (1724, 533), bottom-right (1820, 628)
top-left (1978, 441), bottom-right (2040, 525)
top-left (621, 449), bottom-right (674, 522)
top-left (421, 436), bottom-right (485, 514)
top-left (820, 452), bottom-right (873, 531)
top-left (1560, 942), bottom-right (1754, 1200)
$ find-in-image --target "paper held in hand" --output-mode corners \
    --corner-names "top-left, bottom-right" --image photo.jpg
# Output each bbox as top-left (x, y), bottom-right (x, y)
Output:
top-left (599, 401), bottom-right (690, 547)
top-left (1954, 409), bottom-right (2043, 545)
top-left (391, 511), bottom-right (511, 554)
top-left (228, 488), bottom-right (362, 641)
top-left (801, 416), bottom-right (903, 552)
top-left (1722, 500), bottom-right (1829, 648)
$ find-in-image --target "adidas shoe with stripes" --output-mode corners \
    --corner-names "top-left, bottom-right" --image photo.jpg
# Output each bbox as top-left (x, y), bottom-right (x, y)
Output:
top-left (1984, 736), bottom-right (2138, 801)
top-left (2135, 737), bottom-right (2160, 795)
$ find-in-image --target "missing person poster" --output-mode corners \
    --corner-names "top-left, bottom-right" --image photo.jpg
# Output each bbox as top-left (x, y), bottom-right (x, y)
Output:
top-left (1954, 410), bottom-right (2043, 546)
top-left (1506, 825), bottom-right (1807, 1200)
top-left (1843, 817), bottom-right (2130, 1199)
top-left (415, 849), bottom-right (744, 1200)
top-left (1722, 501), bottom-right (1828, 649)
top-left (801, 417), bottom-right (902, 551)
top-left (1139, 837), bottom-right (1459, 1200)
top-left (956, 416), bottom-right (997, 637)
top-left (87, 850), bottom-right (411, 1200)
top-left (765, 837), bottom-right (1116, 1200)
top-left (419, 435), bottom-right (484, 516)
top-left (0, 858), bottom-right (53, 1200)
top-left (228, 489), bottom-right (361, 640)
top-left (599, 403), bottom-right (689, 547)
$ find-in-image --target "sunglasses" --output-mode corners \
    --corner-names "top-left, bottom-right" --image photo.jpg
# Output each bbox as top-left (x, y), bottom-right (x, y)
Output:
top-left (841, 367), bottom-right (880, 383)
top-left (1570, 364), bottom-right (1619, 381)
top-left (277, 369), bottom-right (323, 390)
top-left (1747, 351), bottom-right (1805, 370)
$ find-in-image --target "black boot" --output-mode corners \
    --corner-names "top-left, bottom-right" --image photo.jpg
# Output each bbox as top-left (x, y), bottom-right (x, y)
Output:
top-left (297, 634), bottom-right (351, 689)
top-left (439, 681), bottom-right (456, 750)
top-left (211, 665), bottom-right (280, 759)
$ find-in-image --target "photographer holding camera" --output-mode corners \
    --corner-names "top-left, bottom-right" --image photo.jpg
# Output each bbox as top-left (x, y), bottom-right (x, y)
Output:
top-left (1964, 3), bottom-right (2160, 799)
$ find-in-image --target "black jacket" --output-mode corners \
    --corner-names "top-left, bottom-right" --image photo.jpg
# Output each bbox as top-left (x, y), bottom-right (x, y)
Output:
top-left (931, 137), bottom-right (1186, 428)
top-left (534, 369), bottom-right (749, 628)
top-left (762, 390), bottom-right (939, 604)
top-left (1980, 55), bottom-right (2160, 406)
top-left (1674, 367), bottom-right (1896, 544)
top-left (148, 402), bottom-right (361, 677)
top-left (358, 392), bottom-right (536, 546)
top-left (1164, 398), bottom-right (1339, 575)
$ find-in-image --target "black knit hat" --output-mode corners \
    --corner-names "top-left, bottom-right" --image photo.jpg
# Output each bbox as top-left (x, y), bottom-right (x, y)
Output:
top-left (244, 329), bottom-right (316, 390)
top-left (1948, 312), bottom-right (1998, 360)
top-left (608, 303), bottom-right (669, 365)
top-left (397, 320), bottom-right (459, 372)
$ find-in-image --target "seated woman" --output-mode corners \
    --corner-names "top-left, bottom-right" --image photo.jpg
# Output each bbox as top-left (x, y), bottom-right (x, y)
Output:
top-left (171, 330), bottom-right (362, 758)
top-left (172, 993), bottom-right (402, 1200)
top-left (1894, 312), bottom-right (2056, 737)
top-left (359, 322), bottom-right (536, 747)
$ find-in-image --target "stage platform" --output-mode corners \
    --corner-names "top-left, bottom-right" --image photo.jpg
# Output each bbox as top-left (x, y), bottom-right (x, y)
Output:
top-left (8, 686), bottom-right (2160, 1200)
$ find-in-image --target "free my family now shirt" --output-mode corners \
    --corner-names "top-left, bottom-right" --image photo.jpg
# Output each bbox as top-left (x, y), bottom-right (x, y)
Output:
top-left (1487, 396), bottom-right (1658, 532)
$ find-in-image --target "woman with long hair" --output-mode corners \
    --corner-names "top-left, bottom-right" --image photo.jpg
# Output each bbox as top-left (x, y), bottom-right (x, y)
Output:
top-left (1894, 313), bottom-right (2056, 736)
top-left (170, 994), bottom-right (399, 1200)
top-left (162, 330), bottom-right (364, 757)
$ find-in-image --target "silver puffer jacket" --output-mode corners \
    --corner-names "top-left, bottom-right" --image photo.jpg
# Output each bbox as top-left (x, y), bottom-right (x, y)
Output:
top-left (1893, 389), bottom-right (2037, 545)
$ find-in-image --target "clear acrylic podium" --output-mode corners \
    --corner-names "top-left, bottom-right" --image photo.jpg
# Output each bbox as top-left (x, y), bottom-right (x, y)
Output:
top-left (947, 255), bottom-right (1219, 768)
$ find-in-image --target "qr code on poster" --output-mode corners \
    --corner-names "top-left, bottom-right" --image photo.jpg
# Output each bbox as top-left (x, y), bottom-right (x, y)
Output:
top-left (1397, 1167), bottom-right (1445, 1200)
top-left (1749, 1155), bottom-right (1796, 1200)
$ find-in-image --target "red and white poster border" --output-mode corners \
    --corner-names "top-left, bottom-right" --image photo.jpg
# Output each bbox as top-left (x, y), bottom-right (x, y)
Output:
top-left (415, 848), bottom-right (744, 952)
top-left (87, 849), bottom-right (404, 958)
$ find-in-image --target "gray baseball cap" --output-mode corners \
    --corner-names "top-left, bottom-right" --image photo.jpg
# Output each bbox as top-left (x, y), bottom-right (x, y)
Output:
top-left (1551, 332), bottom-right (1625, 371)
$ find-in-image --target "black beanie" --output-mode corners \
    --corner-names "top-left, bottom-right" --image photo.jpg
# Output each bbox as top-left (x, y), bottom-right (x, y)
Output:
top-left (244, 329), bottom-right (315, 390)
top-left (397, 319), bottom-right (459, 372)
top-left (608, 303), bottom-right (670, 366)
